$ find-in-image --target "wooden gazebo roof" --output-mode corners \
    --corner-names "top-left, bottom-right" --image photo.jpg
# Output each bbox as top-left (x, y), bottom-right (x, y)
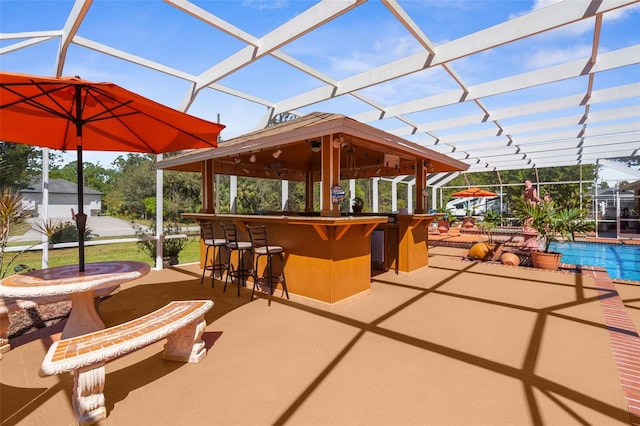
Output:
top-left (156, 112), bottom-right (468, 181)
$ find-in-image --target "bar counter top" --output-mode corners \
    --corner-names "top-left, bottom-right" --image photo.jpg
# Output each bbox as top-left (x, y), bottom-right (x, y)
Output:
top-left (184, 213), bottom-right (390, 242)
top-left (183, 212), bottom-right (390, 223)
top-left (183, 212), bottom-right (439, 225)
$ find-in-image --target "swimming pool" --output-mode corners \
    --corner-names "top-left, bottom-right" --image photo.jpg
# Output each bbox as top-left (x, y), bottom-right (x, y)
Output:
top-left (549, 241), bottom-right (640, 282)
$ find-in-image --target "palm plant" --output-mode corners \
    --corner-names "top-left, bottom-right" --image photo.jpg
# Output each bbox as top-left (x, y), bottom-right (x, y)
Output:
top-left (515, 199), bottom-right (593, 253)
top-left (32, 219), bottom-right (95, 244)
top-left (435, 206), bottom-right (457, 224)
top-left (31, 218), bottom-right (62, 241)
top-left (0, 190), bottom-right (26, 277)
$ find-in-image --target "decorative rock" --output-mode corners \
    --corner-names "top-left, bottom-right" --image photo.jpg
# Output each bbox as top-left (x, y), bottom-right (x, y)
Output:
top-left (500, 252), bottom-right (520, 266)
top-left (468, 242), bottom-right (493, 261)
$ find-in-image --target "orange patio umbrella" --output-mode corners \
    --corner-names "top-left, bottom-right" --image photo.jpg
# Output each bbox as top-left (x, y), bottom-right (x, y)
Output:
top-left (451, 187), bottom-right (498, 198)
top-left (0, 71), bottom-right (225, 270)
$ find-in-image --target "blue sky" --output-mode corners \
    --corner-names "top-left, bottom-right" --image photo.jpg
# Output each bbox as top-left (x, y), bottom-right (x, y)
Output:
top-left (1, 0), bottom-right (638, 182)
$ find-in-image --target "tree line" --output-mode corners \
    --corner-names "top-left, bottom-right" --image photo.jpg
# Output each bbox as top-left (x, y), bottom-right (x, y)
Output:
top-left (1, 141), bottom-right (636, 219)
top-left (0, 142), bottom-right (200, 221)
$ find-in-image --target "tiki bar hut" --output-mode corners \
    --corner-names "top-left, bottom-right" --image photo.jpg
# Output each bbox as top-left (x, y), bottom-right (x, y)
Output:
top-left (156, 112), bottom-right (468, 306)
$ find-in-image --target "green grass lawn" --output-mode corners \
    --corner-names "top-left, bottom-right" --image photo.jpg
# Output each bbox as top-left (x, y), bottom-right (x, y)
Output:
top-left (2, 239), bottom-right (201, 273)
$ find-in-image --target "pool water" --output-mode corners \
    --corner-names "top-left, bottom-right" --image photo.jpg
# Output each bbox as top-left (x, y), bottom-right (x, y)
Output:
top-left (549, 242), bottom-right (640, 282)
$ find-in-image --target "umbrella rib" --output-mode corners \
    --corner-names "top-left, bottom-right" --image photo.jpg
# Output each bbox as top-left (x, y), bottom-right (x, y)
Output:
top-left (81, 87), bottom-right (137, 123)
top-left (85, 86), bottom-right (217, 153)
top-left (2, 77), bottom-right (220, 155)
top-left (83, 87), bottom-right (158, 152)
top-left (0, 83), bottom-right (77, 122)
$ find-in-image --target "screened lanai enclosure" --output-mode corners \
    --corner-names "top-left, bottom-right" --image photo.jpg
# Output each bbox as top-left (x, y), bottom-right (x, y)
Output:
top-left (1, 0), bottom-right (639, 270)
top-left (204, 162), bottom-right (639, 240)
top-left (2, 1), bottom-right (638, 169)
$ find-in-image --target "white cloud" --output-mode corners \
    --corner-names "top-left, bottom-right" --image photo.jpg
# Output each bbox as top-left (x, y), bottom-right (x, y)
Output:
top-left (358, 66), bottom-right (457, 106)
top-left (329, 34), bottom-right (423, 77)
top-left (531, 0), bottom-right (563, 11)
top-left (241, 0), bottom-right (289, 11)
top-left (523, 44), bottom-right (594, 69)
top-left (509, 1), bottom-right (592, 37)
top-left (603, 1), bottom-right (640, 21)
top-left (511, 0), bottom-right (640, 38)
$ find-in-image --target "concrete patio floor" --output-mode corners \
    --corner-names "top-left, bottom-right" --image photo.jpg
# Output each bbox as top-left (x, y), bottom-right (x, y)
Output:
top-left (2, 246), bottom-right (640, 425)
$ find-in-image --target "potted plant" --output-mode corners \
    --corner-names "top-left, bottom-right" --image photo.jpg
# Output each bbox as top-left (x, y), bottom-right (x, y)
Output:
top-left (478, 209), bottom-right (500, 244)
top-left (469, 209), bottom-right (503, 261)
top-left (448, 212), bottom-right (458, 228)
top-left (133, 221), bottom-right (190, 267)
top-left (462, 215), bottom-right (475, 228)
top-left (163, 235), bottom-right (189, 266)
top-left (435, 206), bottom-right (455, 233)
top-left (352, 197), bottom-right (364, 213)
top-left (514, 199), bottom-right (593, 270)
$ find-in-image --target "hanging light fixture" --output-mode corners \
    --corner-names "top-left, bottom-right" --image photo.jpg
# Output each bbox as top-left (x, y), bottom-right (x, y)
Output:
top-left (273, 149), bottom-right (282, 158)
top-left (311, 140), bottom-right (321, 152)
top-left (250, 153), bottom-right (256, 163)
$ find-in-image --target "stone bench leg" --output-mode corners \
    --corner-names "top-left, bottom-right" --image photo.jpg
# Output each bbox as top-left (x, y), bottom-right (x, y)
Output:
top-left (163, 316), bottom-right (207, 363)
top-left (73, 363), bottom-right (107, 426)
top-left (0, 314), bottom-right (10, 355)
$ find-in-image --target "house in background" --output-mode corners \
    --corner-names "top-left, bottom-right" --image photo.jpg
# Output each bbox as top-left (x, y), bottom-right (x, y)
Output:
top-left (596, 186), bottom-right (636, 219)
top-left (20, 177), bottom-right (103, 219)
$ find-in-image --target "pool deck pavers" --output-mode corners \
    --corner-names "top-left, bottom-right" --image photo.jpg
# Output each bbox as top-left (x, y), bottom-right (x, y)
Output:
top-left (582, 265), bottom-right (640, 421)
top-left (1, 246), bottom-right (640, 425)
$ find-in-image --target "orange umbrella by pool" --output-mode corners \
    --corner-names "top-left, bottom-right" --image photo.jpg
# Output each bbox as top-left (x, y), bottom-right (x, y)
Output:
top-left (451, 187), bottom-right (498, 198)
top-left (0, 71), bottom-right (225, 270)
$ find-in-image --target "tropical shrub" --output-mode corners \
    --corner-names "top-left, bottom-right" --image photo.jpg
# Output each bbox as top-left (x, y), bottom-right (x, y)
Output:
top-left (0, 189), bottom-right (26, 277)
top-left (514, 199), bottom-right (593, 252)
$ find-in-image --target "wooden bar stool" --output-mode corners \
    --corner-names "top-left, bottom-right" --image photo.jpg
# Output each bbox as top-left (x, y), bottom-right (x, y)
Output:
top-left (199, 222), bottom-right (228, 287)
top-left (221, 222), bottom-right (253, 296)
top-left (247, 225), bottom-right (289, 306)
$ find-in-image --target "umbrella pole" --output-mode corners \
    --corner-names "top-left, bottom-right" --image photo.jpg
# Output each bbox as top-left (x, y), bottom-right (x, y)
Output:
top-left (75, 86), bottom-right (86, 272)
top-left (76, 144), bottom-right (86, 272)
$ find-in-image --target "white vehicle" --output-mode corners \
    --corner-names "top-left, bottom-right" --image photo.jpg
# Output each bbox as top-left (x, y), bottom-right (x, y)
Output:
top-left (446, 196), bottom-right (501, 217)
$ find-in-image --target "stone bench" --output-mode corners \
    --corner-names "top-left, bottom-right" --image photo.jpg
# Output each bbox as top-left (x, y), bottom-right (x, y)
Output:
top-left (0, 285), bottom-right (119, 355)
top-left (39, 299), bottom-right (214, 425)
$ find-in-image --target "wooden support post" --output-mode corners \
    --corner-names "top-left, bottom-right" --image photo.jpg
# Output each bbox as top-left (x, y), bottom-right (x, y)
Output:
top-left (321, 134), bottom-right (341, 217)
top-left (201, 159), bottom-right (215, 213)
top-left (415, 159), bottom-right (426, 214)
top-left (305, 171), bottom-right (314, 212)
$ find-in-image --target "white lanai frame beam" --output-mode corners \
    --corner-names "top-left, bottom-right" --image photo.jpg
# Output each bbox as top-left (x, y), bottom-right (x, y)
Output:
top-left (0, 34), bottom-right (59, 55)
top-left (394, 83), bottom-right (640, 136)
top-left (275, 0), bottom-right (633, 115)
top-left (355, 46), bottom-right (638, 129)
top-left (382, 0), bottom-right (501, 143)
top-left (3, 0), bottom-right (637, 181)
top-left (263, 0), bottom-right (637, 173)
top-left (55, 0), bottom-right (91, 76)
top-left (598, 160), bottom-right (640, 179)
top-left (390, 175), bottom-right (406, 212)
top-left (172, 0), bottom-right (363, 110)
top-left (427, 173), bottom-right (461, 210)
